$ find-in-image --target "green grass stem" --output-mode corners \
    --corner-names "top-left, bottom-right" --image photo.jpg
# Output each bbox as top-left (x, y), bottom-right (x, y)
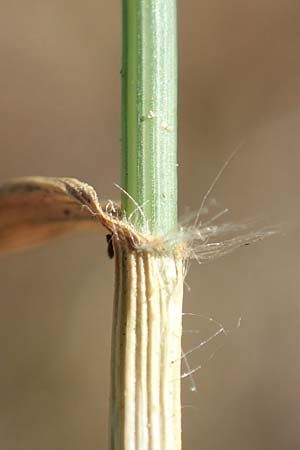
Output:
top-left (121, 0), bottom-right (178, 235)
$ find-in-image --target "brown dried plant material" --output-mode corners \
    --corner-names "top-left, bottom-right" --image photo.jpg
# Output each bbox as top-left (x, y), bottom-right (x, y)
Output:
top-left (0, 177), bottom-right (121, 255)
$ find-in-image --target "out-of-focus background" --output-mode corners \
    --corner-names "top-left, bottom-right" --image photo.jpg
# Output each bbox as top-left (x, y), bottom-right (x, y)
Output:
top-left (0, 2), bottom-right (300, 449)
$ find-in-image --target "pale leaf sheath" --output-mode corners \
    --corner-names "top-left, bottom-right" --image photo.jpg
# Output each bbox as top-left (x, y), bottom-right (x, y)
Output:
top-left (0, 177), bottom-right (119, 255)
top-left (110, 241), bottom-right (183, 450)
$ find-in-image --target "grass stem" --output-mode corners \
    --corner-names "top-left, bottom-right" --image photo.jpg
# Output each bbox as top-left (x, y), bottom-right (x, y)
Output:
top-left (121, 0), bottom-right (178, 234)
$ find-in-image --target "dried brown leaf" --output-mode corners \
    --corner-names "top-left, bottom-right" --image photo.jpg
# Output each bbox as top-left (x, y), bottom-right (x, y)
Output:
top-left (0, 177), bottom-right (120, 255)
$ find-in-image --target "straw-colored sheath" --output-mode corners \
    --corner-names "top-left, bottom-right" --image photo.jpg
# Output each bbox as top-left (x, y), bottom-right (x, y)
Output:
top-left (110, 240), bottom-right (183, 450)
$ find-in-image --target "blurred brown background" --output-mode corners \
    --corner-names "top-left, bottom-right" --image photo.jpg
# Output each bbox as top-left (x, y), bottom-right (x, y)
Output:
top-left (0, 1), bottom-right (300, 449)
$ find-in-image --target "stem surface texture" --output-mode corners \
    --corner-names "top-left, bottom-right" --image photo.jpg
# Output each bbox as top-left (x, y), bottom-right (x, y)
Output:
top-left (121, 0), bottom-right (178, 234)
